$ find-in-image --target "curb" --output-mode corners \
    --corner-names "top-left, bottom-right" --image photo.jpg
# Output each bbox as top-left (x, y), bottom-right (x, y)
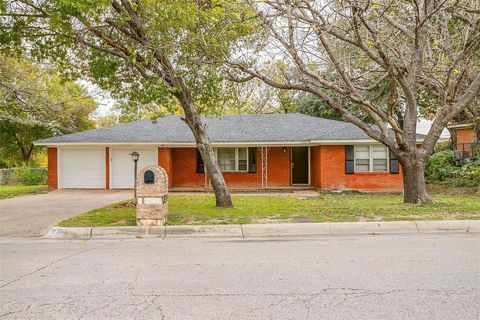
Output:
top-left (45, 220), bottom-right (480, 240)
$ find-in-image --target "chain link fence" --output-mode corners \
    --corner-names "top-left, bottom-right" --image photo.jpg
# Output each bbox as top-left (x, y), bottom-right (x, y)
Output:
top-left (0, 167), bottom-right (47, 186)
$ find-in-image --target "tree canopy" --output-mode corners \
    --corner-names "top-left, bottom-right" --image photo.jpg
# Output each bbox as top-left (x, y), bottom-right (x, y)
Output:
top-left (227, 0), bottom-right (480, 203)
top-left (0, 55), bottom-right (96, 166)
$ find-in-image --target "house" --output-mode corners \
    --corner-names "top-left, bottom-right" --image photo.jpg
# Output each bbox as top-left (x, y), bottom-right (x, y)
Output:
top-left (35, 113), bottom-right (421, 192)
top-left (447, 121), bottom-right (478, 165)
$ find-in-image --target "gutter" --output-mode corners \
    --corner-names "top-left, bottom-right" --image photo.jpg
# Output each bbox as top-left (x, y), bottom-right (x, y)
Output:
top-left (34, 139), bottom-right (425, 147)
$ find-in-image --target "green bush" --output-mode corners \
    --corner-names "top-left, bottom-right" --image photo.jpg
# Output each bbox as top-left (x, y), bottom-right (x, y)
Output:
top-left (440, 178), bottom-right (479, 187)
top-left (14, 166), bottom-right (47, 186)
top-left (454, 161), bottom-right (480, 182)
top-left (425, 150), bottom-right (456, 182)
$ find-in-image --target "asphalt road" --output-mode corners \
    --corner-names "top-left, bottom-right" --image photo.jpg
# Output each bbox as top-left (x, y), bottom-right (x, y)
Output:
top-left (0, 234), bottom-right (479, 319)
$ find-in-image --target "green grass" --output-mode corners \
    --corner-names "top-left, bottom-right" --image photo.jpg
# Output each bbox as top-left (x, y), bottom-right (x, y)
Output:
top-left (0, 185), bottom-right (47, 199)
top-left (58, 185), bottom-right (480, 227)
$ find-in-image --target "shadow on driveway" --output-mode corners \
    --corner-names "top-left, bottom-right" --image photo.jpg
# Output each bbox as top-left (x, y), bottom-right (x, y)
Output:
top-left (0, 190), bottom-right (131, 237)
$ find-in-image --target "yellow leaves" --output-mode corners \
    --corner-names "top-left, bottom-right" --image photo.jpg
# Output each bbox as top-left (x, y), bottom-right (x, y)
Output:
top-left (453, 69), bottom-right (460, 75)
top-left (432, 39), bottom-right (441, 49)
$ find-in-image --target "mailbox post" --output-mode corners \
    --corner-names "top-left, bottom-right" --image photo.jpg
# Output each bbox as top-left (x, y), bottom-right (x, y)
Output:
top-left (135, 165), bottom-right (169, 226)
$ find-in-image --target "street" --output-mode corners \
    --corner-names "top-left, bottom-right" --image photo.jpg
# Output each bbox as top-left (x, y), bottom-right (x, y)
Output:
top-left (1, 234), bottom-right (479, 320)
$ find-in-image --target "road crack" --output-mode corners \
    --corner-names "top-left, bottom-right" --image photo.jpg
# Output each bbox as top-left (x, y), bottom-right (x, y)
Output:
top-left (0, 243), bottom-right (107, 290)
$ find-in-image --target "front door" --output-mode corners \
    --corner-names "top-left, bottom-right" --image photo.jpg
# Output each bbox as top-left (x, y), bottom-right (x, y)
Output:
top-left (291, 147), bottom-right (309, 185)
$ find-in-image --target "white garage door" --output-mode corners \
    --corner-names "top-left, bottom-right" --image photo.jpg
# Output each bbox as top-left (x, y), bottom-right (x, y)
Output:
top-left (60, 148), bottom-right (105, 189)
top-left (111, 148), bottom-right (157, 189)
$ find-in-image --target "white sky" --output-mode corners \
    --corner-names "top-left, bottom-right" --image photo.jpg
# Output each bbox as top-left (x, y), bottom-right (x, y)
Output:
top-left (417, 119), bottom-right (450, 139)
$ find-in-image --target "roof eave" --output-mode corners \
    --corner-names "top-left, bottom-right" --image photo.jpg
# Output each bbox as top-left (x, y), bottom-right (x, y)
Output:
top-left (34, 138), bottom-right (425, 147)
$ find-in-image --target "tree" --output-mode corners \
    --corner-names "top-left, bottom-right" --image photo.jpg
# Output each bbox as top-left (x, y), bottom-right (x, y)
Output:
top-left (1, 1), bottom-right (252, 207)
top-left (228, 0), bottom-right (480, 203)
top-left (0, 55), bottom-right (96, 166)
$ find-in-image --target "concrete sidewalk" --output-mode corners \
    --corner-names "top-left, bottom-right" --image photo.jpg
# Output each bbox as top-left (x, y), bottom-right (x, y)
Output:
top-left (45, 220), bottom-right (480, 240)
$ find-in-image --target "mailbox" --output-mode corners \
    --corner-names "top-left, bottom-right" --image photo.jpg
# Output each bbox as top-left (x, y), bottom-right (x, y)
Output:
top-left (135, 165), bottom-right (168, 226)
top-left (144, 170), bottom-right (155, 184)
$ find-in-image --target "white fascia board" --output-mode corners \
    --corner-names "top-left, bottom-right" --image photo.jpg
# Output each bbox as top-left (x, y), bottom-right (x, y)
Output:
top-left (446, 124), bottom-right (468, 129)
top-left (35, 141), bottom-right (318, 147)
top-left (35, 138), bottom-right (424, 147)
top-left (312, 138), bottom-right (425, 144)
top-left (34, 141), bottom-right (184, 147)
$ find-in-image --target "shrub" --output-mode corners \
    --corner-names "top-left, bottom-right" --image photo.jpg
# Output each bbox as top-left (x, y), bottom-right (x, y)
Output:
top-left (425, 150), bottom-right (456, 182)
top-left (454, 161), bottom-right (480, 183)
top-left (441, 178), bottom-right (479, 187)
top-left (14, 166), bottom-right (47, 186)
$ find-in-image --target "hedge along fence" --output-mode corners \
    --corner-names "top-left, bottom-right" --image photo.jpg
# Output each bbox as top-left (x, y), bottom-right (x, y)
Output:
top-left (0, 167), bottom-right (47, 186)
top-left (425, 150), bottom-right (480, 187)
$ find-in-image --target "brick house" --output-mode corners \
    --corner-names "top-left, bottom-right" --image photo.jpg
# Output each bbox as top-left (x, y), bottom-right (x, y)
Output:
top-left (35, 113), bottom-right (423, 192)
top-left (447, 121), bottom-right (478, 165)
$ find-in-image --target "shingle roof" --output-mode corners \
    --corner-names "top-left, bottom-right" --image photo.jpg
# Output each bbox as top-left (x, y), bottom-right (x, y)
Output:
top-left (35, 113), bottom-right (424, 145)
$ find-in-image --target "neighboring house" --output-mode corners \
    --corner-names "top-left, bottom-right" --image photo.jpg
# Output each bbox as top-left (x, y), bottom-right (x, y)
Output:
top-left (35, 114), bottom-right (423, 192)
top-left (447, 121), bottom-right (478, 165)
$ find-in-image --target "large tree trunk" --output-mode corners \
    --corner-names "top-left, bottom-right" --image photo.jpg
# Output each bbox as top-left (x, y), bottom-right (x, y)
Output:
top-left (196, 139), bottom-right (233, 208)
top-left (399, 153), bottom-right (432, 204)
top-left (174, 91), bottom-right (233, 208)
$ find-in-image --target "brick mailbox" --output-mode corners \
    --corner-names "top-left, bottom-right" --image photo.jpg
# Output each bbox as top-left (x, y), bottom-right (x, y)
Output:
top-left (135, 165), bottom-right (168, 226)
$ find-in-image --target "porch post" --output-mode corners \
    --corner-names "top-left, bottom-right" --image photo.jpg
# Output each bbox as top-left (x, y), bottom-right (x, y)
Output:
top-left (261, 147), bottom-right (268, 189)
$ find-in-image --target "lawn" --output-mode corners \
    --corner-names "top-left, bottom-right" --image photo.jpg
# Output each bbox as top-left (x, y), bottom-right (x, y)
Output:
top-left (0, 185), bottom-right (47, 199)
top-left (58, 185), bottom-right (480, 227)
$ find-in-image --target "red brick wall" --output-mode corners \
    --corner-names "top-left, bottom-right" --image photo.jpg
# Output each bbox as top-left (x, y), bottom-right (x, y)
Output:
top-left (170, 147), bottom-right (292, 189)
top-left (456, 128), bottom-right (476, 145)
top-left (47, 147), bottom-right (58, 190)
top-left (313, 145), bottom-right (403, 191)
top-left (169, 145), bottom-right (402, 191)
top-left (171, 148), bottom-right (206, 188)
top-left (158, 147), bottom-right (173, 188)
top-left (266, 147), bottom-right (291, 187)
top-left (222, 147), bottom-right (262, 188)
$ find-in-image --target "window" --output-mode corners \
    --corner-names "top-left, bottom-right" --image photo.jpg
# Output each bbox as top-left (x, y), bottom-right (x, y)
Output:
top-left (354, 145), bottom-right (388, 172)
top-left (216, 148), bottom-right (248, 172)
top-left (372, 145), bottom-right (388, 172)
top-left (355, 146), bottom-right (370, 172)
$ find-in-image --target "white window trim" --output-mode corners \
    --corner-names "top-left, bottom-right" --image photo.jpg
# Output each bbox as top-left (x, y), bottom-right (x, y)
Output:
top-left (215, 147), bottom-right (249, 172)
top-left (353, 145), bottom-right (389, 173)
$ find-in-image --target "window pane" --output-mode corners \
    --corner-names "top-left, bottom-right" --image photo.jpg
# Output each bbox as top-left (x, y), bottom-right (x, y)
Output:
top-left (373, 159), bottom-right (388, 172)
top-left (217, 148), bottom-right (235, 171)
top-left (237, 148), bottom-right (248, 171)
top-left (372, 145), bottom-right (387, 172)
top-left (238, 148), bottom-right (247, 160)
top-left (372, 145), bottom-right (387, 158)
top-left (355, 146), bottom-right (369, 159)
top-left (238, 160), bottom-right (248, 171)
top-left (355, 159), bottom-right (370, 172)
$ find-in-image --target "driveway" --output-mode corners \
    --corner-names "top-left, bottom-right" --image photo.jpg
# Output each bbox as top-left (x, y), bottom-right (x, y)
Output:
top-left (0, 190), bottom-right (131, 237)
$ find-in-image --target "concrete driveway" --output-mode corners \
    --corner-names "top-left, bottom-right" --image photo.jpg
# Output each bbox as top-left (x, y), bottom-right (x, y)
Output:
top-left (0, 190), bottom-right (131, 238)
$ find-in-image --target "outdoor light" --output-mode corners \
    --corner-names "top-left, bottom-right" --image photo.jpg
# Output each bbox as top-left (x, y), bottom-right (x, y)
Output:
top-left (130, 151), bottom-right (141, 202)
top-left (130, 151), bottom-right (140, 162)
top-left (283, 147), bottom-right (287, 153)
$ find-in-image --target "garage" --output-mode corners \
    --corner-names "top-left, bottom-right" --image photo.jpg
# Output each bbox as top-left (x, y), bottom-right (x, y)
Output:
top-left (110, 148), bottom-right (158, 188)
top-left (59, 148), bottom-right (106, 188)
